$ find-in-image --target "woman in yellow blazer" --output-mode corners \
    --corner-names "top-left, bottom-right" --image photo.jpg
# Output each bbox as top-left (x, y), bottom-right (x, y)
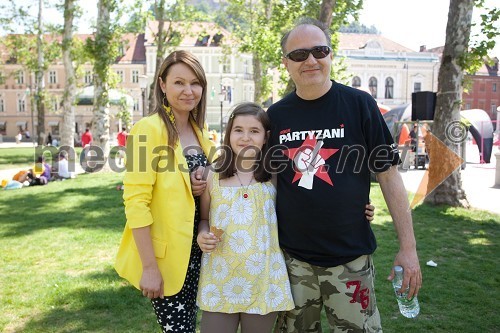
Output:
top-left (115, 50), bottom-right (214, 333)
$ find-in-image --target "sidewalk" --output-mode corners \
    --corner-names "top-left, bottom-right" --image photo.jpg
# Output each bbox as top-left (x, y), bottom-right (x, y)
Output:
top-left (399, 144), bottom-right (500, 215)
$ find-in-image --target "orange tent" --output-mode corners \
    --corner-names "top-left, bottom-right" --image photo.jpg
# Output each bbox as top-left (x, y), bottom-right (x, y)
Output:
top-left (377, 103), bottom-right (391, 115)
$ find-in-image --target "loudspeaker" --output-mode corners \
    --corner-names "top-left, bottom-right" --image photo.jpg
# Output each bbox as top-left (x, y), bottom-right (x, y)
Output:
top-left (411, 91), bottom-right (436, 121)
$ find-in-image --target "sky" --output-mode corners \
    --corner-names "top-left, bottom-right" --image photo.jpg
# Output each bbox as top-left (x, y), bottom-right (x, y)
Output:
top-left (358, 0), bottom-right (499, 55)
top-left (20, 0), bottom-right (500, 56)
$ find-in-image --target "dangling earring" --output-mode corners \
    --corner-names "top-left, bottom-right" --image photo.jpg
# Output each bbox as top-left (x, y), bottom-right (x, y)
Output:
top-left (162, 94), bottom-right (175, 125)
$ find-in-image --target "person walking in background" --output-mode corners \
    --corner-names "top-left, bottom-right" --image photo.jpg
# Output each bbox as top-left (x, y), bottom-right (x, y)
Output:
top-left (116, 126), bottom-right (128, 165)
top-left (116, 126), bottom-right (128, 147)
top-left (196, 103), bottom-right (295, 333)
top-left (81, 128), bottom-right (93, 147)
top-left (268, 18), bottom-right (421, 332)
top-left (114, 50), bottom-right (214, 333)
top-left (46, 132), bottom-right (53, 146)
top-left (15, 131), bottom-right (22, 144)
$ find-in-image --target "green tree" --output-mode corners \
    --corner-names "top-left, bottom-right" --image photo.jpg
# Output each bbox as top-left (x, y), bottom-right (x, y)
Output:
top-left (85, 0), bottom-right (125, 159)
top-left (60, 0), bottom-right (78, 148)
top-left (0, 1), bottom-right (61, 145)
top-left (223, 0), bottom-right (362, 103)
top-left (424, 0), bottom-right (499, 207)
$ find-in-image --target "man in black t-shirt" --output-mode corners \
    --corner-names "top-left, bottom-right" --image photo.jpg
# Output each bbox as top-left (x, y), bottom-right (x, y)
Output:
top-left (269, 18), bottom-right (421, 332)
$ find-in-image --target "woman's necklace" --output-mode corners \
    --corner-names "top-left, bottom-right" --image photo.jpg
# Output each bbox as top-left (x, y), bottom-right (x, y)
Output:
top-left (234, 172), bottom-right (254, 199)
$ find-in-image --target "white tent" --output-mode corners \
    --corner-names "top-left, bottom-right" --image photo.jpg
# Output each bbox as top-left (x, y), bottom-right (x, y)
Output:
top-left (76, 86), bottom-right (134, 107)
top-left (461, 109), bottom-right (494, 163)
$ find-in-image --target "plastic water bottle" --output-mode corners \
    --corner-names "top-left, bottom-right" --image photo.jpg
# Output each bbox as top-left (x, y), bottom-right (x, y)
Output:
top-left (392, 265), bottom-right (420, 318)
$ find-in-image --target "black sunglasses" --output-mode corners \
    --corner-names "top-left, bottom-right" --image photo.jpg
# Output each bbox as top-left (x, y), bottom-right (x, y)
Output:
top-left (285, 46), bottom-right (332, 62)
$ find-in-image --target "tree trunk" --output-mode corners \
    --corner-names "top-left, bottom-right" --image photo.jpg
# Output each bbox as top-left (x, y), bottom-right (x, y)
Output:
top-left (319, 0), bottom-right (336, 27)
top-left (423, 0), bottom-right (472, 207)
top-left (149, 0), bottom-right (167, 114)
top-left (92, 0), bottom-right (112, 159)
top-left (61, 0), bottom-right (76, 148)
top-left (35, 0), bottom-right (45, 146)
top-left (252, 54), bottom-right (263, 104)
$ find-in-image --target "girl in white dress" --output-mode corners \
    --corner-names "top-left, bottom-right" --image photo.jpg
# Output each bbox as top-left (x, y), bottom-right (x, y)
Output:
top-left (197, 102), bottom-right (294, 333)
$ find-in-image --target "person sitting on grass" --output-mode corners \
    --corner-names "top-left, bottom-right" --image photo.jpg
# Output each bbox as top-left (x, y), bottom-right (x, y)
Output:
top-left (52, 152), bottom-right (75, 180)
top-left (28, 156), bottom-right (51, 186)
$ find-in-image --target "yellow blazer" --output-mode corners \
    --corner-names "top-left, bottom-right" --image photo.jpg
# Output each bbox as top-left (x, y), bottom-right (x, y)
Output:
top-left (114, 113), bottom-right (214, 296)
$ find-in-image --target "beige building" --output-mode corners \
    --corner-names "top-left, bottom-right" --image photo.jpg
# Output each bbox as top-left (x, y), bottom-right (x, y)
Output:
top-left (338, 33), bottom-right (440, 107)
top-left (0, 33), bottom-right (146, 142)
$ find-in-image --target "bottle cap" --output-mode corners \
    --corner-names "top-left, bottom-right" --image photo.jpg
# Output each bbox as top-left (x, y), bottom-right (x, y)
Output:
top-left (394, 265), bottom-right (403, 273)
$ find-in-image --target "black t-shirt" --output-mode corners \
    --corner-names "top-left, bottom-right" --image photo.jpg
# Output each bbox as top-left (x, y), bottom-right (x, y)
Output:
top-left (268, 81), bottom-right (399, 267)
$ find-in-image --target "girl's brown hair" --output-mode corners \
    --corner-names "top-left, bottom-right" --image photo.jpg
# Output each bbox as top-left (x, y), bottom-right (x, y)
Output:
top-left (152, 50), bottom-right (207, 146)
top-left (214, 102), bottom-right (272, 183)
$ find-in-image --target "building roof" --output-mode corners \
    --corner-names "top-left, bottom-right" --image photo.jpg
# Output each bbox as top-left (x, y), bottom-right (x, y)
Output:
top-left (338, 33), bottom-right (414, 52)
top-left (145, 21), bottom-right (231, 48)
top-left (0, 33), bottom-right (145, 64)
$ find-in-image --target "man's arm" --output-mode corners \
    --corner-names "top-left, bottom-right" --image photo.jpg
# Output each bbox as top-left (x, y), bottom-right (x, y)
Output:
top-left (376, 165), bottom-right (422, 299)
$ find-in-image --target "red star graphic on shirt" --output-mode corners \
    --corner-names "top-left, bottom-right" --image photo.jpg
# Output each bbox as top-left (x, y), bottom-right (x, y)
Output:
top-left (282, 135), bottom-right (338, 186)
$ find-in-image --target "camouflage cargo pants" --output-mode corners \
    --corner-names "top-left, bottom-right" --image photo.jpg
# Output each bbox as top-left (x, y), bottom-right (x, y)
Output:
top-left (274, 252), bottom-right (382, 333)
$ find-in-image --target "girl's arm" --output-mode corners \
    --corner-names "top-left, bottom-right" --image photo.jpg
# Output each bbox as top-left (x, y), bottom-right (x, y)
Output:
top-left (197, 171), bottom-right (220, 253)
top-left (365, 202), bottom-right (375, 221)
top-left (132, 227), bottom-right (164, 299)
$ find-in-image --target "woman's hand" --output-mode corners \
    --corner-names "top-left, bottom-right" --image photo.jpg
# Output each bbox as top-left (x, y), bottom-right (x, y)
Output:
top-left (140, 266), bottom-right (164, 299)
top-left (197, 231), bottom-right (220, 253)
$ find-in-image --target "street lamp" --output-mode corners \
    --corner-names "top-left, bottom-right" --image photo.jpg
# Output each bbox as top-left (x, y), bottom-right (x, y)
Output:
top-left (218, 92), bottom-right (225, 145)
top-left (138, 74), bottom-right (148, 117)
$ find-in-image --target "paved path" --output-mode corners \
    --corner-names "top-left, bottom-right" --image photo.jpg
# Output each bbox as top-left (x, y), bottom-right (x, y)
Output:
top-left (1, 142), bottom-right (499, 215)
top-left (399, 143), bottom-right (499, 215)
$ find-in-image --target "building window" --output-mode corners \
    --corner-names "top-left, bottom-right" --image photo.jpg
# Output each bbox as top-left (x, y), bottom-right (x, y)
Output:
top-left (465, 103), bottom-right (471, 110)
top-left (132, 70), bottom-right (139, 83)
top-left (0, 121), bottom-right (6, 135)
top-left (492, 104), bottom-right (497, 115)
top-left (195, 34), bottom-right (210, 46)
top-left (49, 71), bottom-right (57, 84)
top-left (133, 98), bottom-right (139, 112)
top-left (493, 83), bottom-right (497, 92)
top-left (384, 77), bottom-right (394, 99)
top-left (480, 84), bottom-right (485, 92)
top-left (414, 82), bottom-right (421, 92)
top-left (49, 122), bottom-right (60, 135)
top-left (52, 97), bottom-right (59, 112)
top-left (118, 44), bottom-right (125, 55)
top-left (352, 76), bottom-right (361, 88)
top-left (368, 77), bottom-right (377, 98)
top-left (116, 70), bottom-right (124, 83)
top-left (16, 71), bottom-right (24, 85)
top-left (243, 60), bottom-right (249, 74)
top-left (222, 61), bottom-right (231, 74)
top-left (0, 99), bottom-right (4, 112)
top-left (84, 71), bottom-right (92, 85)
top-left (17, 98), bottom-right (26, 112)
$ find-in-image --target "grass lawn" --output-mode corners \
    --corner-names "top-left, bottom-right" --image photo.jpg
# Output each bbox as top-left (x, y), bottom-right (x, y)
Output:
top-left (0, 147), bottom-right (87, 171)
top-left (0, 148), bottom-right (38, 170)
top-left (0, 171), bottom-right (498, 332)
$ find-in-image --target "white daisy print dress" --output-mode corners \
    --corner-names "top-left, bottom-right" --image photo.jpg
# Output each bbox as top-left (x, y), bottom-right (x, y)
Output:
top-left (197, 173), bottom-right (294, 314)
